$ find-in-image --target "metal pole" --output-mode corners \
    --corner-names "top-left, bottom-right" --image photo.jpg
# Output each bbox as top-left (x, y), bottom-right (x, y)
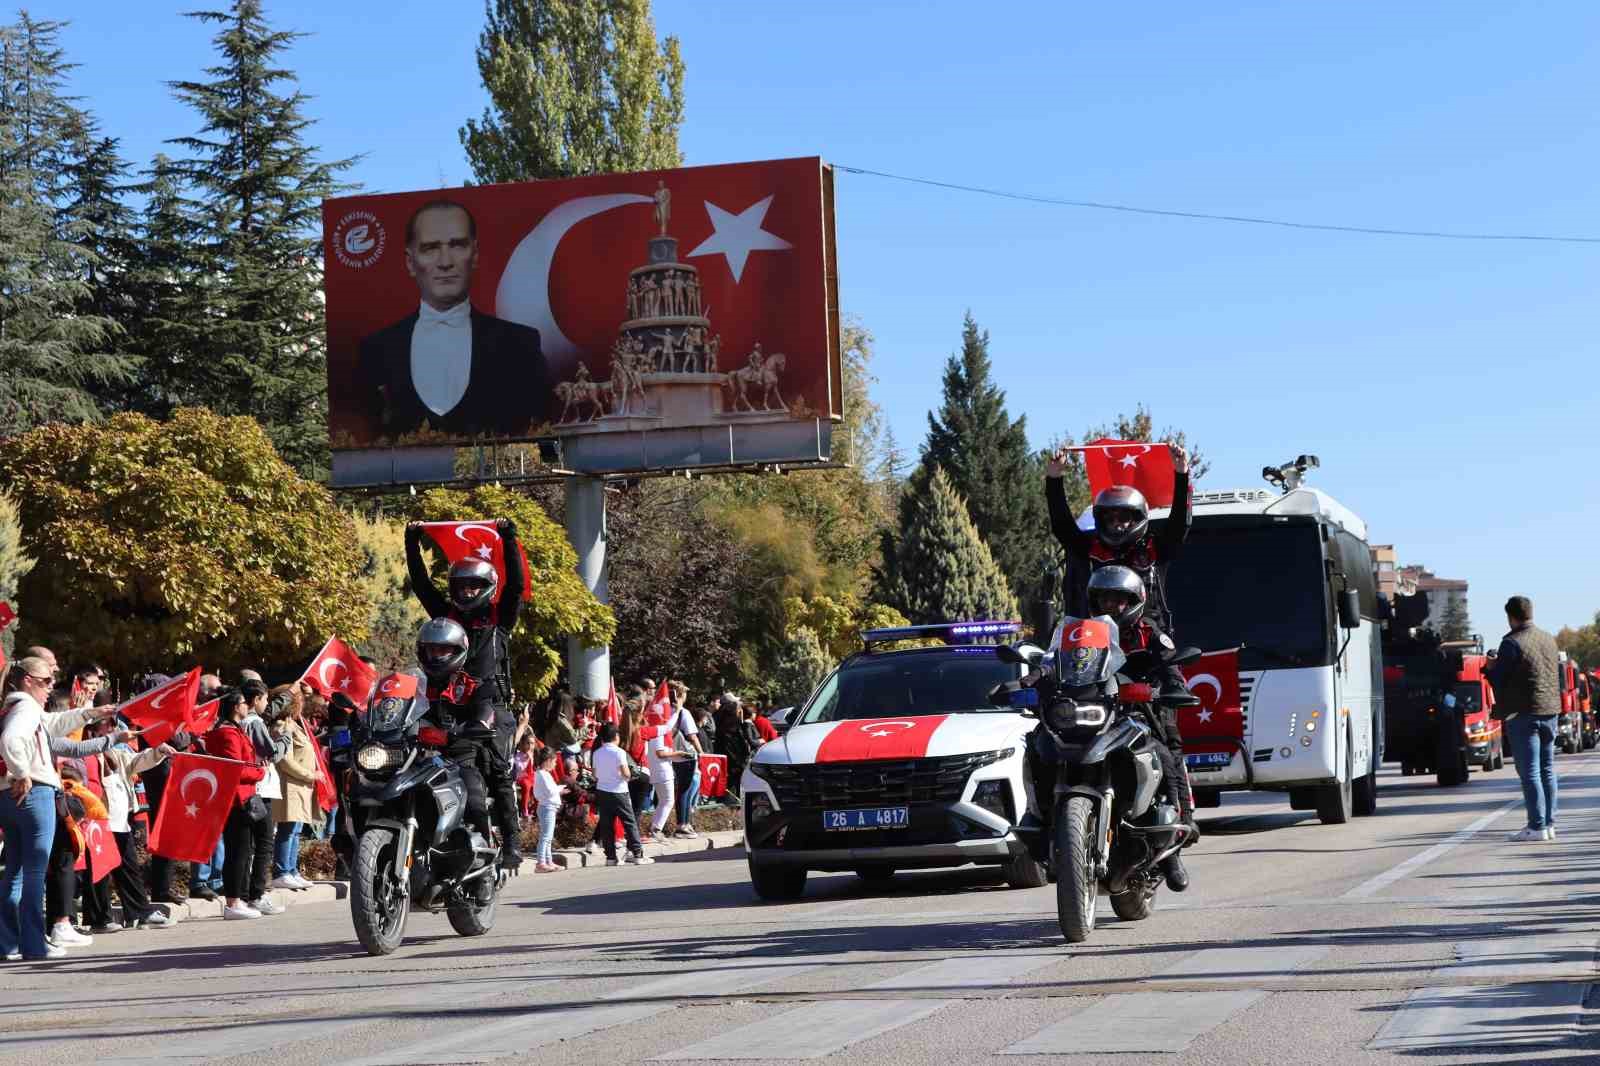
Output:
top-left (564, 476), bottom-right (611, 701)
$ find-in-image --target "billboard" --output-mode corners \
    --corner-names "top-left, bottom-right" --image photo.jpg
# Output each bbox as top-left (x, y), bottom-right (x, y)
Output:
top-left (322, 157), bottom-right (841, 484)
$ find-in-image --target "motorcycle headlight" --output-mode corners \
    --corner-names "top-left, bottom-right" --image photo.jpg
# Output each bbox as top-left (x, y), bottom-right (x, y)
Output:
top-left (1046, 700), bottom-right (1108, 731)
top-left (356, 745), bottom-right (393, 772)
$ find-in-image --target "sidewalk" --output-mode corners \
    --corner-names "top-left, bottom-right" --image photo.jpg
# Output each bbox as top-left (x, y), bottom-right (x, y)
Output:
top-left (125, 827), bottom-right (745, 926)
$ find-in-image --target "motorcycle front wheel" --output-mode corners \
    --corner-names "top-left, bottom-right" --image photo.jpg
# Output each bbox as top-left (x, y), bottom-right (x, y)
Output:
top-left (351, 826), bottom-right (409, 956)
top-left (1054, 795), bottom-right (1099, 943)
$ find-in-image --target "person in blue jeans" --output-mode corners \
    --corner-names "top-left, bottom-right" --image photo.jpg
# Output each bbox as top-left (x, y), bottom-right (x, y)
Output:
top-left (1486, 596), bottom-right (1562, 842)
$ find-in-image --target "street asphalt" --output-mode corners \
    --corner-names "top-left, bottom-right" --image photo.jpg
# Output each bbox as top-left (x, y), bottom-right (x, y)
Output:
top-left (2, 754), bottom-right (1597, 1065)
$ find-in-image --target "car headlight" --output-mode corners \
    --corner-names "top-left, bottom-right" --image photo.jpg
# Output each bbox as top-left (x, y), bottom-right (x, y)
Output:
top-left (356, 745), bottom-right (395, 772)
top-left (746, 792), bottom-right (775, 824)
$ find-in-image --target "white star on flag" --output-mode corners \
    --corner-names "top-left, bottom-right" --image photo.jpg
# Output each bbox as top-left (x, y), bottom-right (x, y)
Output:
top-left (1198, 708), bottom-right (1213, 723)
top-left (869, 730), bottom-right (894, 737)
top-left (185, 803), bottom-right (200, 818)
top-left (475, 545), bottom-right (493, 560)
top-left (687, 195), bottom-right (792, 282)
top-left (1117, 451), bottom-right (1141, 469)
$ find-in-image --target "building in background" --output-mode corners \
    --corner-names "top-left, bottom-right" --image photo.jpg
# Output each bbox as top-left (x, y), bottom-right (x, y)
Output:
top-left (1399, 565), bottom-right (1471, 639)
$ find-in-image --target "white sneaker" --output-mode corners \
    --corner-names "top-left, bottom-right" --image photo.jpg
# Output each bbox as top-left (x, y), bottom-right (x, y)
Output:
top-left (140, 910), bottom-right (173, 928)
top-left (89, 921), bottom-right (123, 934)
top-left (250, 897), bottom-right (286, 915)
top-left (604, 857), bottom-right (621, 867)
top-left (3, 950), bottom-right (19, 961)
top-left (626, 854), bottom-right (654, 865)
top-left (1508, 827), bottom-right (1544, 842)
top-left (268, 876), bottom-right (300, 891)
top-left (680, 827), bottom-right (699, 838)
top-left (1544, 826), bottom-right (1558, 841)
top-left (290, 874), bottom-right (315, 889)
top-left (50, 923), bottom-right (92, 946)
top-left (27, 943), bottom-right (67, 960)
top-left (223, 903), bottom-right (262, 920)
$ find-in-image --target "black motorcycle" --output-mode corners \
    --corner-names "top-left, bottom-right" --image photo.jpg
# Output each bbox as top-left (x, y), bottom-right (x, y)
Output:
top-left (342, 671), bottom-right (503, 956)
top-left (995, 616), bottom-right (1200, 943)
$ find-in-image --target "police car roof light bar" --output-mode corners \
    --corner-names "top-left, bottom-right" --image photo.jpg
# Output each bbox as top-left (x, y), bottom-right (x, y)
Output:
top-left (861, 620), bottom-right (1022, 650)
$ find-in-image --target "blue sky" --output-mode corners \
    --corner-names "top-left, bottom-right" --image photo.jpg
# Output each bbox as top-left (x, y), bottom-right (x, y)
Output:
top-left (60, 1), bottom-right (1600, 636)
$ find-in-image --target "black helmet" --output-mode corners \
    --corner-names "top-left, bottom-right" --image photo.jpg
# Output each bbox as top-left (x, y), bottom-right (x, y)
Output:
top-left (447, 557), bottom-right (498, 613)
top-left (1092, 485), bottom-right (1149, 548)
top-left (416, 617), bottom-right (469, 680)
top-left (1087, 564), bottom-right (1147, 629)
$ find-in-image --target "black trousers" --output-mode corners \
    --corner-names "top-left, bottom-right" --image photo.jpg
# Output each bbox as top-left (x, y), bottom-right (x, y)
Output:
top-left (592, 789), bottom-right (642, 859)
top-left (45, 822), bottom-right (76, 927)
top-left (83, 828), bottom-right (153, 926)
top-left (222, 803), bottom-right (273, 902)
top-left (143, 763), bottom-right (187, 900)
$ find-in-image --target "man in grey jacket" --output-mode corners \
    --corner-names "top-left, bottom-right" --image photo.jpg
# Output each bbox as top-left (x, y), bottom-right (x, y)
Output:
top-left (1486, 596), bottom-right (1561, 841)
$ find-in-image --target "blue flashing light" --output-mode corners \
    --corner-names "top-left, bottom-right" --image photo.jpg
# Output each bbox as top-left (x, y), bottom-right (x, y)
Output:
top-left (861, 620), bottom-right (1022, 649)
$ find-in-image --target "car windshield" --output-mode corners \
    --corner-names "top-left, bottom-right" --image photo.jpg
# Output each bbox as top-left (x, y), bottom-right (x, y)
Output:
top-left (1165, 522), bottom-right (1331, 672)
top-left (1452, 683), bottom-right (1484, 713)
top-left (794, 650), bottom-right (1019, 726)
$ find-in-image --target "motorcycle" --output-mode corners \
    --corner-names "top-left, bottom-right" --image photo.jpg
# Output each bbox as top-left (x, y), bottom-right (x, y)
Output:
top-left (341, 670), bottom-right (504, 956)
top-left (993, 615), bottom-right (1201, 943)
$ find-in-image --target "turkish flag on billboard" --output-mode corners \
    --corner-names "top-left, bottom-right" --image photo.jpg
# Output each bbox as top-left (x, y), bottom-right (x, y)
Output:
top-left (72, 818), bottom-right (122, 883)
top-left (1083, 439), bottom-right (1178, 509)
top-left (300, 637), bottom-right (378, 703)
top-left (321, 157), bottom-right (839, 455)
top-left (149, 753), bottom-right (246, 863)
top-left (417, 521), bottom-right (531, 604)
top-left (1178, 650), bottom-right (1245, 756)
top-left (698, 753), bottom-right (729, 798)
top-left (118, 668), bottom-right (200, 739)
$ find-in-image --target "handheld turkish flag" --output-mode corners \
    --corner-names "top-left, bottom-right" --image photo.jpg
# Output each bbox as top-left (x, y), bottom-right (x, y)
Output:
top-left (1178, 649), bottom-right (1244, 757)
top-left (118, 668), bottom-right (201, 741)
top-left (308, 729), bottom-right (337, 815)
top-left (149, 752), bottom-right (247, 863)
top-left (641, 680), bottom-right (672, 739)
top-left (698, 753), bottom-right (729, 798)
top-left (143, 696), bottom-right (220, 748)
top-left (300, 637), bottom-right (378, 703)
top-left (0, 601), bottom-right (13, 674)
top-left (418, 521), bottom-right (532, 604)
top-left (603, 678), bottom-right (622, 726)
top-left (1083, 439), bottom-right (1178, 509)
top-left (72, 818), bottom-right (122, 883)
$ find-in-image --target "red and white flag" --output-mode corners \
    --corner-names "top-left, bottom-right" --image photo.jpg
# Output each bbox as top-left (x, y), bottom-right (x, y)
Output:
top-left (300, 637), bottom-right (378, 703)
top-left (1178, 649), bottom-right (1244, 755)
top-left (603, 678), bottom-right (622, 726)
top-left (698, 753), bottom-right (729, 798)
top-left (418, 521), bottom-right (532, 604)
top-left (815, 716), bottom-right (950, 763)
top-left (144, 696), bottom-right (220, 748)
top-left (148, 753), bottom-right (247, 863)
top-left (1082, 438), bottom-right (1178, 508)
top-left (72, 818), bottom-right (122, 883)
top-left (641, 680), bottom-right (673, 739)
top-left (118, 668), bottom-right (201, 740)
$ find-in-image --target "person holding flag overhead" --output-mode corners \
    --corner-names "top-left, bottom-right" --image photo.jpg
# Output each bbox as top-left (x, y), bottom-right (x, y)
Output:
top-left (406, 518), bottom-right (528, 870)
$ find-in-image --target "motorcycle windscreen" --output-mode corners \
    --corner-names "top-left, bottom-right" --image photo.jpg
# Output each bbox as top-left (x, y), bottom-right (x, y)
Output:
top-left (368, 670), bottom-right (430, 734)
top-left (1051, 615), bottom-right (1127, 687)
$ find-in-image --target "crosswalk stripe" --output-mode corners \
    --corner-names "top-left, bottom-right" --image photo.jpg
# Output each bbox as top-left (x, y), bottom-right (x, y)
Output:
top-left (338, 962), bottom-right (823, 1066)
top-left (1367, 936), bottom-right (1597, 1051)
top-left (654, 951), bottom-right (1066, 1060)
top-left (1002, 990), bottom-right (1268, 1054)
top-left (1151, 944), bottom-right (1331, 983)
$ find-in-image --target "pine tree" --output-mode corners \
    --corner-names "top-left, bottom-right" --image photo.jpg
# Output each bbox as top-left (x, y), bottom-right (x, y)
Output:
top-left (0, 15), bottom-right (133, 434)
top-left (1439, 596), bottom-right (1472, 642)
top-left (461, 0), bottom-right (685, 183)
top-left (876, 466), bottom-right (1018, 625)
top-left (164, 0), bottom-right (356, 476)
top-left (919, 312), bottom-right (1051, 604)
top-left (117, 153), bottom-right (198, 414)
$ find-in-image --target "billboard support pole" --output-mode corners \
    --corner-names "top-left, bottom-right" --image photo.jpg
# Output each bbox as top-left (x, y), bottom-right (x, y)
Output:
top-left (565, 475), bottom-right (611, 701)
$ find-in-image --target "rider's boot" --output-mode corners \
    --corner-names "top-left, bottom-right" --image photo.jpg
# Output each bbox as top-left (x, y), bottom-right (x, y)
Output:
top-left (1161, 851), bottom-right (1190, 892)
top-left (493, 787), bottom-right (523, 873)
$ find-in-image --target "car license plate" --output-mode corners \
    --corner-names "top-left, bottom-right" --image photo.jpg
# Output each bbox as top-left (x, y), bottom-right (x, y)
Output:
top-left (823, 807), bottom-right (909, 831)
top-left (1186, 752), bottom-right (1232, 771)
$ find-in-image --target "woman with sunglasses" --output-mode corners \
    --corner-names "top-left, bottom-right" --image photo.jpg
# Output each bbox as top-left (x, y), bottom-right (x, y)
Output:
top-left (0, 657), bottom-right (117, 961)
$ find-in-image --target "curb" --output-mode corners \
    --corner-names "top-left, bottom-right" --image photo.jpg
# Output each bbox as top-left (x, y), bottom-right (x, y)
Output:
top-left (552, 827), bottom-right (745, 869)
top-left (131, 881), bottom-right (349, 927)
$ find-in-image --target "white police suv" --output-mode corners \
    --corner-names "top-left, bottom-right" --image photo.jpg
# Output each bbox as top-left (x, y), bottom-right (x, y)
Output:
top-left (742, 621), bottom-right (1045, 900)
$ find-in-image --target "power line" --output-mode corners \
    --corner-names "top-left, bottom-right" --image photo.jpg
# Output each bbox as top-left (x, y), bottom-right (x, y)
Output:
top-left (834, 165), bottom-right (1600, 245)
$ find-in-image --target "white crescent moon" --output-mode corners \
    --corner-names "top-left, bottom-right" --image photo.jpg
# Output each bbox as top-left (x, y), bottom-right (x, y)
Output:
top-left (320, 659), bottom-right (349, 688)
top-left (150, 683), bottom-right (177, 710)
top-left (495, 193), bottom-right (654, 363)
top-left (860, 720), bottom-right (916, 733)
top-left (1189, 673), bottom-right (1223, 704)
top-left (454, 523), bottom-right (500, 548)
top-left (88, 821), bottom-right (105, 853)
top-left (1067, 625), bottom-right (1087, 644)
top-left (179, 769), bottom-right (219, 804)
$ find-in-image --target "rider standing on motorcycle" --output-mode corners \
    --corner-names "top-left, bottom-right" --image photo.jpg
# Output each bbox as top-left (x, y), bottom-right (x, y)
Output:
top-left (406, 519), bottom-right (525, 871)
top-left (1086, 565), bottom-right (1193, 893)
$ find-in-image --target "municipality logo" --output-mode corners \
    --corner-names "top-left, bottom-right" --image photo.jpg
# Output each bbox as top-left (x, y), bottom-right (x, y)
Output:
top-left (332, 210), bottom-right (386, 269)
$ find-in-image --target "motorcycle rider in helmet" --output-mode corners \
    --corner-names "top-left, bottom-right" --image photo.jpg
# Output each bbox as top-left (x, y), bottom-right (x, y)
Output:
top-left (1087, 564), bottom-right (1195, 892)
top-left (1045, 444), bottom-right (1191, 638)
top-left (406, 519), bottom-right (526, 871)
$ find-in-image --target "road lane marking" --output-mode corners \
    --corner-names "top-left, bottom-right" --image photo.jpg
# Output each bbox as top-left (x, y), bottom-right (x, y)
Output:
top-left (1151, 944), bottom-right (1331, 983)
top-left (1341, 797), bottom-right (1522, 900)
top-left (1368, 936), bottom-right (1598, 1050)
top-left (653, 951), bottom-right (1065, 1060)
top-left (338, 961), bottom-right (823, 1066)
top-left (1001, 990), bottom-right (1268, 1054)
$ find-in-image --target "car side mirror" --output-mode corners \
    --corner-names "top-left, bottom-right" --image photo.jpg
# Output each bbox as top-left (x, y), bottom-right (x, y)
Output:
top-left (1338, 588), bottom-right (1361, 630)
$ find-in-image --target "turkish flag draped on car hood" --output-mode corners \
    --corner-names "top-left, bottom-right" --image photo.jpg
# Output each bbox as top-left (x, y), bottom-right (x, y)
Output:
top-left (418, 521), bottom-right (531, 604)
top-left (148, 753), bottom-right (247, 863)
top-left (1083, 439), bottom-right (1177, 508)
top-left (299, 637), bottom-right (378, 703)
top-left (1178, 650), bottom-right (1244, 756)
top-left (813, 716), bottom-right (951, 763)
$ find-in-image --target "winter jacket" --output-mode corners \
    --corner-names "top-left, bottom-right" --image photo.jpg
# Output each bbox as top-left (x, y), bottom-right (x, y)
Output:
top-left (272, 719), bottom-right (319, 825)
top-left (1487, 622), bottom-right (1561, 720)
top-left (203, 722), bottom-right (265, 806)
top-left (0, 693), bottom-right (93, 789)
